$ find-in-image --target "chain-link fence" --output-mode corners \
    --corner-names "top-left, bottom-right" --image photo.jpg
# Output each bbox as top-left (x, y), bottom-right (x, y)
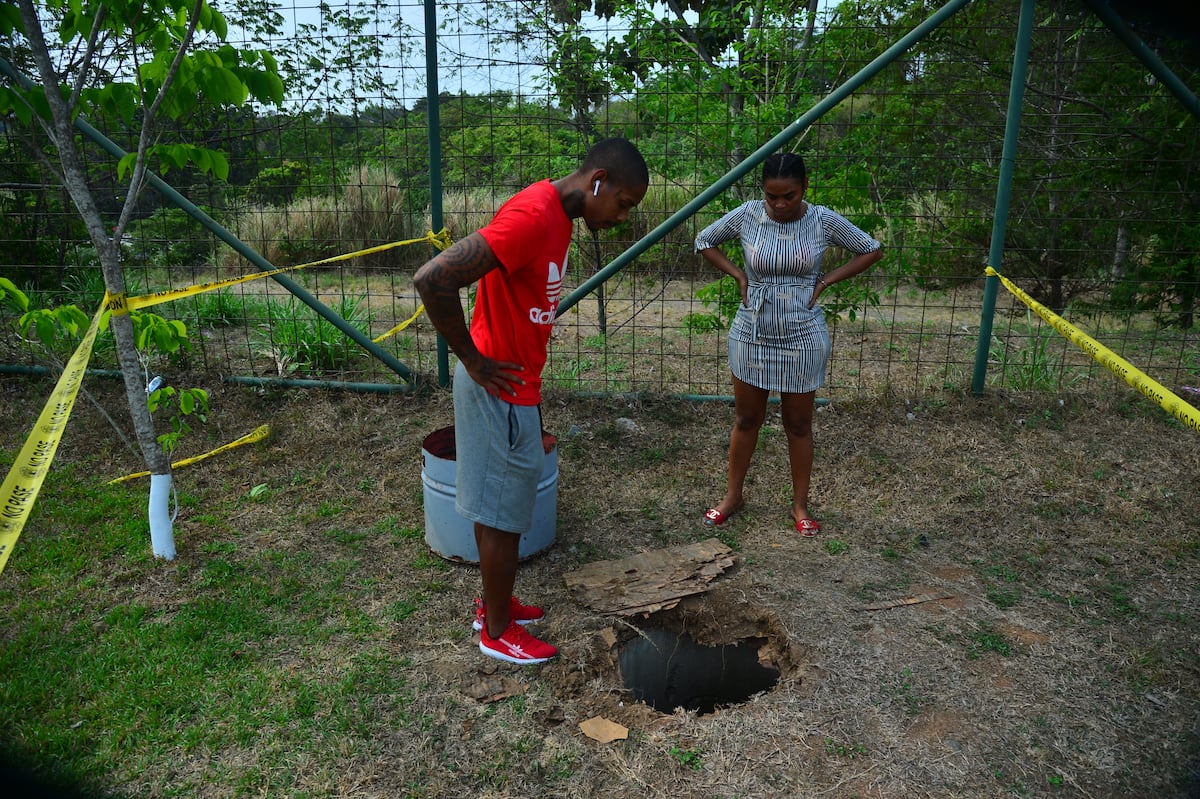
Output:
top-left (2, 0), bottom-right (1197, 402)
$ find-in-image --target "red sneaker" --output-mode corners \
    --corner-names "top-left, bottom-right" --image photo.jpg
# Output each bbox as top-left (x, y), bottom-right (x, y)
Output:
top-left (479, 620), bottom-right (558, 665)
top-left (472, 596), bottom-right (546, 632)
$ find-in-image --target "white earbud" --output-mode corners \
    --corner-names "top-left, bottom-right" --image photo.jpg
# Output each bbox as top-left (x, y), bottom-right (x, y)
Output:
top-left (593, 180), bottom-right (600, 196)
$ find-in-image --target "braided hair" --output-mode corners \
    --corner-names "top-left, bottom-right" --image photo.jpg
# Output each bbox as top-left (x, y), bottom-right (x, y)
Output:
top-left (762, 152), bottom-right (807, 185)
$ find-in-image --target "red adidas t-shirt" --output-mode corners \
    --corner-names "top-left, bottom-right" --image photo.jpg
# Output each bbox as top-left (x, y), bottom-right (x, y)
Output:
top-left (474, 180), bottom-right (572, 405)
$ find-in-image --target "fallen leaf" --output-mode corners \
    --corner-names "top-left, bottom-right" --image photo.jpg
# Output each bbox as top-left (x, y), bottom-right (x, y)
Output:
top-left (579, 716), bottom-right (629, 743)
top-left (463, 674), bottom-right (526, 703)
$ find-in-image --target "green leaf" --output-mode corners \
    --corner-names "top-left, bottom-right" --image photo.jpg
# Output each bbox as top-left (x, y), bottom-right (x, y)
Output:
top-left (117, 153), bottom-right (137, 181)
top-left (0, 3), bottom-right (22, 37)
top-left (36, 316), bottom-right (57, 344)
top-left (246, 70), bottom-right (285, 106)
top-left (154, 325), bottom-right (175, 353)
top-left (209, 150), bottom-right (230, 181)
top-left (135, 323), bottom-right (153, 350)
top-left (0, 277), bottom-right (30, 313)
top-left (60, 306), bottom-right (90, 335)
top-left (147, 387), bottom-right (176, 414)
top-left (203, 66), bottom-right (250, 105)
top-left (209, 7), bottom-right (229, 39)
top-left (92, 83), bottom-right (140, 124)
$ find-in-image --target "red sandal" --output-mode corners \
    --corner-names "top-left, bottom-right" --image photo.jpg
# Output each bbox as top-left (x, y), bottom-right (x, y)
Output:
top-left (703, 502), bottom-right (743, 527)
top-left (795, 518), bottom-right (821, 537)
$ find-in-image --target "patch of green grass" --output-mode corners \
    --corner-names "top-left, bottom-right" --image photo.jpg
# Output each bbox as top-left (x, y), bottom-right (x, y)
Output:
top-left (253, 294), bottom-right (373, 373)
top-left (1101, 581), bottom-right (1138, 617)
top-left (1032, 500), bottom-right (1069, 520)
top-left (535, 749), bottom-right (579, 783)
top-left (389, 597), bottom-right (421, 623)
top-left (0, 451), bottom-right (434, 792)
top-left (312, 499), bottom-right (345, 515)
top-left (411, 551), bottom-right (451, 571)
top-left (825, 539), bottom-right (850, 555)
top-left (324, 526), bottom-right (369, 546)
top-left (967, 625), bottom-right (1013, 659)
top-left (710, 523), bottom-right (739, 551)
top-left (669, 743), bottom-right (703, 770)
top-left (184, 288), bottom-right (270, 329)
top-left (824, 737), bottom-right (867, 759)
top-left (976, 560), bottom-right (1026, 609)
top-left (890, 667), bottom-right (925, 715)
top-left (549, 355), bottom-right (595, 388)
top-left (987, 585), bottom-right (1022, 609)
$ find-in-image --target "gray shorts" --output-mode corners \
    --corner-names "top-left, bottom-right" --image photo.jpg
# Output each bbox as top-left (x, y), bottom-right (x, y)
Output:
top-left (452, 362), bottom-right (542, 534)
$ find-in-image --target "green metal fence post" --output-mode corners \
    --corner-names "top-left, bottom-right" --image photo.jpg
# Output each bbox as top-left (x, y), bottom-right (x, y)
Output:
top-left (424, 0), bottom-right (450, 387)
top-left (970, 0), bottom-right (1035, 395)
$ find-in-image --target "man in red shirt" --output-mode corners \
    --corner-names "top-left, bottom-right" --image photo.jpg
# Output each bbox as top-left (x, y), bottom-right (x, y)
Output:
top-left (414, 139), bottom-right (648, 664)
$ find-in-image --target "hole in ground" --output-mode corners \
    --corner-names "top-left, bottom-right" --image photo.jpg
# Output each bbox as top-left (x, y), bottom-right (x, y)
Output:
top-left (547, 587), bottom-right (808, 718)
top-left (619, 627), bottom-right (780, 715)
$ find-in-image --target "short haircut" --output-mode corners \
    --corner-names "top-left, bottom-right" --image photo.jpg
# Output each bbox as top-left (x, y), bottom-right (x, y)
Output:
top-left (763, 152), bottom-right (807, 184)
top-left (583, 138), bottom-right (649, 188)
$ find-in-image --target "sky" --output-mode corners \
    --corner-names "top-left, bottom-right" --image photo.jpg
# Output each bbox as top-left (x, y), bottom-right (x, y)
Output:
top-left (225, 0), bottom-right (840, 111)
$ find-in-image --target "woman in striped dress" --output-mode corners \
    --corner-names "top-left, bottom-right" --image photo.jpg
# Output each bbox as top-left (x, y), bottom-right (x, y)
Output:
top-left (695, 152), bottom-right (882, 536)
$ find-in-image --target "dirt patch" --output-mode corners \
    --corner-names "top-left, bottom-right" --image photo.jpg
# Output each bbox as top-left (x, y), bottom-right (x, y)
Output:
top-left (2, 375), bottom-right (1199, 798)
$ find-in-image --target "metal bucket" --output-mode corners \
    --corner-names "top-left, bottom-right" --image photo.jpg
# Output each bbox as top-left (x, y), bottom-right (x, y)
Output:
top-left (420, 425), bottom-right (558, 564)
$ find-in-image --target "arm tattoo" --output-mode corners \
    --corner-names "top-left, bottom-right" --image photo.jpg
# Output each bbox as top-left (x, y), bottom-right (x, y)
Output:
top-left (413, 232), bottom-right (502, 362)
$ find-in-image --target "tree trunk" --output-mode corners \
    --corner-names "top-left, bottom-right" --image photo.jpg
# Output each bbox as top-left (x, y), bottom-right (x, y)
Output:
top-left (22, 0), bottom-right (176, 556)
top-left (1112, 219), bottom-right (1129, 280)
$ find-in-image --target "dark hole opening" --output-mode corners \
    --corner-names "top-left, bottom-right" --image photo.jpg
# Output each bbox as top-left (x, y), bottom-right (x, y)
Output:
top-left (618, 627), bottom-right (780, 715)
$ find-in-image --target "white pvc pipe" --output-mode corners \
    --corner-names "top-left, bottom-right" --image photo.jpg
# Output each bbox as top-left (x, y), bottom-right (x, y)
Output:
top-left (149, 473), bottom-right (176, 560)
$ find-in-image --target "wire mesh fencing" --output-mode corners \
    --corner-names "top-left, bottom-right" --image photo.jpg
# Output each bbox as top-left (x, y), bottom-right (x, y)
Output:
top-left (1, 0), bottom-right (1197, 403)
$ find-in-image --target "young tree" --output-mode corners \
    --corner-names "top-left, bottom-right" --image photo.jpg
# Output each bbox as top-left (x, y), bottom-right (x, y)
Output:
top-left (0, 0), bottom-right (283, 557)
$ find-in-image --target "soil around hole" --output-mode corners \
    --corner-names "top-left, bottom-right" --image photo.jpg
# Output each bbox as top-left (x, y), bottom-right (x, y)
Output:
top-left (547, 586), bottom-right (810, 717)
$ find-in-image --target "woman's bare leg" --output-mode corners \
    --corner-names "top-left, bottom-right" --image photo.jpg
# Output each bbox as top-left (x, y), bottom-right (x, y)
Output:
top-left (713, 376), bottom-right (769, 516)
top-left (780, 390), bottom-right (816, 523)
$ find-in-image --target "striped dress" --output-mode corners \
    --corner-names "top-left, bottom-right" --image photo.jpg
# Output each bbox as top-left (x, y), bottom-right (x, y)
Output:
top-left (695, 201), bottom-right (881, 394)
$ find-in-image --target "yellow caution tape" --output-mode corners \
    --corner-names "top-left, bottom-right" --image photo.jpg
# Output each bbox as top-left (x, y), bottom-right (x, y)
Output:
top-left (126, 228), bottom-right (453, 311)
top-left (373, 304), bottom-right (425, 343)
top-left (125, 261), bottom-right (317, 311)
top-left (108, 424), bottom-right (270, 484)
top-left (0, 302), bottom-right (105, 575)
top-left (105, 292), bottom-right (130, 316)
top-left (369, 229), bottom-right (448, 342)
top-left (427, 228), bottom-right (453, 251)
top-left (987, 266), bottom-right (1200, 434)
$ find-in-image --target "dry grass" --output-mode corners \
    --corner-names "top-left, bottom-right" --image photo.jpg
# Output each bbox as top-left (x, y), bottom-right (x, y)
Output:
top-left (2, 375), bottom-right (1199, 798)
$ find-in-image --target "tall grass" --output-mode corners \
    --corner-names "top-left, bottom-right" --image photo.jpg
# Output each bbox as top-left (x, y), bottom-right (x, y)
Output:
top-left (223, 164), bottom-right (419, 271)
top-left (252, 294), bottom-right (374, 374)
top-left (989, 310), bottom-right (1083, 391)
top-left (181, 288), bottom-right (272, 329)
